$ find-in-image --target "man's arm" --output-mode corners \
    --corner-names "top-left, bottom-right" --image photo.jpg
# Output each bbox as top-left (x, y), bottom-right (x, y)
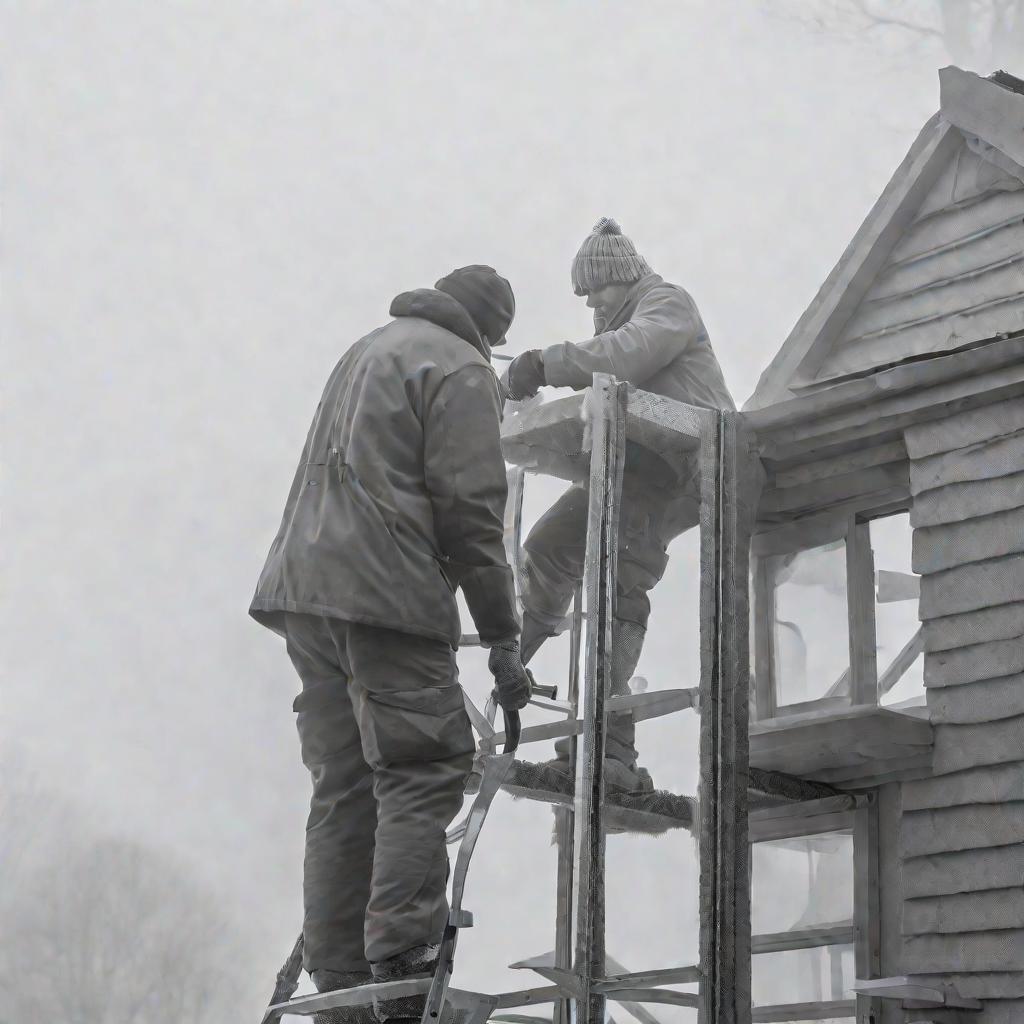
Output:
top-left (541, 286), bottom-right (702, 390)
top-left (423, 363), bottom-right (519, 645)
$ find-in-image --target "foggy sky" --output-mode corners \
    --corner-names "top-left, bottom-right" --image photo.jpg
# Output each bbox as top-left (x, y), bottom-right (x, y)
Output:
top-left (4, 1), bottom-right (945, 1016)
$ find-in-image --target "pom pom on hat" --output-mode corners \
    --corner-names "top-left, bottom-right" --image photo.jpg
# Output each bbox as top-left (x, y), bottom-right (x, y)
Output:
top-left (571, 218), bottom-right (652, 296)
top-left (593, 217), bottom-right (622, 235)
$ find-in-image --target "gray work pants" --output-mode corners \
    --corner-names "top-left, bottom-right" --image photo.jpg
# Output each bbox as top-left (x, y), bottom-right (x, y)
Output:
top-left (519, 469), bottom-right (700, 765)
top-left (283, 613), bottom-right (474, 974)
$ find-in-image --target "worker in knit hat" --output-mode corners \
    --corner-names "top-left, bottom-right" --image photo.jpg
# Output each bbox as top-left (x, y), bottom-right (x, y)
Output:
top-left (504, 218), bottom-right (735, 795)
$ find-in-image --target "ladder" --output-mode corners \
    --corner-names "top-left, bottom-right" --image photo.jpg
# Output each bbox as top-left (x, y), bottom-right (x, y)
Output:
top-left (261, 374), bottom-right (758, 1024)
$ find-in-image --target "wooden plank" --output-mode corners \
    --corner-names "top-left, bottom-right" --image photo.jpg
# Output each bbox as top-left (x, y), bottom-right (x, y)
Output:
top-left (904, 843), bottom-right (1024, 899)
top-left (830, 282), bottom-right (1024, 381)
top-left (759, 463), bottom-right (909, 517)
top-left (901, 927), bottom-right (1024, 974)
top-left (847, 519), bottom-right (878, 706)
top-left (773, 439), bottom-right (907, 490)
top-left (911, 470), bottom-right (1024, 528)
top-left (941, 66), bottom-right (1024, 175)
top-left (909, 428), bottom-right (1024, 494)
top-left (764, 359), bottom-right (1024, 459)
top-left (750, 921), bottom-right (855, 954)
top-left (697, 409), bottom-right (755, 1024)
top-left (926, 674), bottom-right (1024, 725)
top-left (922, 601), bottom-right (1024, 651)
top-left (854, 799), bottom-right (882, 1022)
top-left (903, 888), bottom-right (1024, 936)
top-left (924, 637), bottom-right (1024, 687)
top-left (910, 971), bottom-right (1024, 999)
top-left (750, 1000), bottom-right (857, 1023)
top-left (901, 802), bottom-right (1024, 858)
top-left (875, 784), bottom-right (903, 985)
top-left (905, 394), bottom-right (1024, 459)
top-left (750, 331), bottom-right (1024, 436)
top-left (751, 512), bottom-right (848, 557)
top-left (919, 551), bottom-right (1024, 619)
top-left (932, 717), bottom-right (1024, 775)
top-left (903, 762), bottom-right (1024, 809)
top-left (913, 506), bottom-right (1024, 574)
top-left (750, 705), bottom-right (932, 779)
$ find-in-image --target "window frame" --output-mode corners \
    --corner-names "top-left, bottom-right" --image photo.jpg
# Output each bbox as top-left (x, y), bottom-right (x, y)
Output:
top-left (749, 798), bottom-right (882, 1023)
top-left (751, 510), bottom-right (878, 721)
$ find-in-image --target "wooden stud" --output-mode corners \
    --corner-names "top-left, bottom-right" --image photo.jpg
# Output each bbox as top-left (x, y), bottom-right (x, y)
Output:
top-left (847, 519), bottom-right (879, 707)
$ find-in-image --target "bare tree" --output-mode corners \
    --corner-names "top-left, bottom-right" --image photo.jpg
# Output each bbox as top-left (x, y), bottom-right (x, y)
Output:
top-left (0, 748), bottom-right (250, 1022)
top-left (779, 0), bottom-right (1024, 71)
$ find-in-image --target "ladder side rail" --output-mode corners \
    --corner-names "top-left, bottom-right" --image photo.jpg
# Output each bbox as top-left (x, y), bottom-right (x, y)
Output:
top-left (570, 375), bottom-right (627, 1024)
top-left (697, 410), bottom-right (758, 1024)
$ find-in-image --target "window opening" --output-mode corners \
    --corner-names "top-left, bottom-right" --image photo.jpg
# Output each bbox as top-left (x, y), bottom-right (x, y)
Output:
top-left (766, 541), bottom-right (850, 708)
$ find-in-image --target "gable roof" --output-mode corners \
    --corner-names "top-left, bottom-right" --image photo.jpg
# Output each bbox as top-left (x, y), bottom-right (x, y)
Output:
top-left (745, 68), bottom-right (1024, 413)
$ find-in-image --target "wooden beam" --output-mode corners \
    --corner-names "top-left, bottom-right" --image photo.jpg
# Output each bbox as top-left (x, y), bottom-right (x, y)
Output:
top-left (772, 439), bottom-right (907, 490)
top-left (750, 999), bottom-right (857, 1023)
top-left (750, 921), bottom-right (855, 954)
top-left (940, 66), bottom-right (1024, 171)
top-left (847, 518), bottom-right (879, 706)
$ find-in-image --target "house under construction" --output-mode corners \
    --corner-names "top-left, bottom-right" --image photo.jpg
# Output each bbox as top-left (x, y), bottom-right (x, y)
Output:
top-left (265, 65), bottom-right (1024, 1024)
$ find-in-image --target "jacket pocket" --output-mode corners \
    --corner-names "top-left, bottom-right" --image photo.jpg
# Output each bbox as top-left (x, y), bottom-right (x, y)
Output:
top-left (357, 684), bottom-right (473, 768)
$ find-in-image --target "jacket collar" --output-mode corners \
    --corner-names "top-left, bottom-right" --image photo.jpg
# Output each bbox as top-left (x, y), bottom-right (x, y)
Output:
top-left (594, 272), bottom-right (663, 334)
top-left (389, 288), bottom-right (490, 359)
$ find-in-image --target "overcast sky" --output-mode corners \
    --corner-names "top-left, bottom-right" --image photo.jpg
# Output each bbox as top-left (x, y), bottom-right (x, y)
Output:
top-left (3, 1), bottom-right (950, 1017)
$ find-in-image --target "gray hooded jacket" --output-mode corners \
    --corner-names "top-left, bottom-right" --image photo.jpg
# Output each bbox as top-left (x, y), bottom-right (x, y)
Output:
top-left (250, 289), bottom-right (519, 647)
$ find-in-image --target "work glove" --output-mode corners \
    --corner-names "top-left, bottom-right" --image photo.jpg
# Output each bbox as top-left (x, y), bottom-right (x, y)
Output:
top-left (488, 638), bottom-right (533, 712)
top-left (504, 349), bottom-right (546, 401)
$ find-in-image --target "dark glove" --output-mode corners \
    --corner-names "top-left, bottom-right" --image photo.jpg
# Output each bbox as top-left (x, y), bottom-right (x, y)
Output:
top-left (505, 350), bottom-right (545, 401)
top-left (488, 639), bottom-right (532, 712)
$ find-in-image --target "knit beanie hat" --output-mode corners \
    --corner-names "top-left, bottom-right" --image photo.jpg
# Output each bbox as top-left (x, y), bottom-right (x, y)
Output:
top-left (571, 218), bottom-right (652, 296)
top-left (436, 265), bottom-right (515, 347)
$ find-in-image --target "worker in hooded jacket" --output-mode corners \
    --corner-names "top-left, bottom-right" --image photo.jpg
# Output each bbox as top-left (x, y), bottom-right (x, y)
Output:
top-left (503, 219), bottom-right (734, 794)
top-left (250, 265), bottom-right (531, 1024)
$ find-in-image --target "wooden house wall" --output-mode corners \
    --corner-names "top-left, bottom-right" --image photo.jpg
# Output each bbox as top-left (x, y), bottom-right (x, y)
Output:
top-left (899, 395), bottom-right (1024, 1018)
top-left (816, 140), bottom-right (1024, 384)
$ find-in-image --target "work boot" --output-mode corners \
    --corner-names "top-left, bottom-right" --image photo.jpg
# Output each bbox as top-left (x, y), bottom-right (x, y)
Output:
top-left (542, 736), bottom-right (655, 796)
top-left (370, 943), bottom-right (440, 1024)
top-left (309, 968), bottom-right (376, 1024)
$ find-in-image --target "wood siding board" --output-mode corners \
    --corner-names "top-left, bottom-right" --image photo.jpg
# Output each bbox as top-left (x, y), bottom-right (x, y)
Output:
top-left (839, 259), bottom-right (1024, 343)
top-left (888, 172), bottom-right (1024, 266)
top-left (765, 362), bottom-right (1024, 459)
top-left (759, 463), bottom-right (909, 517)
top-left (902, 888), bottom-right (1024, 935)
top-left (919, 552), bottom-right (1024, 618)
top-left (905, 395), bottom-right (1024, 458)
top-left (924, 637), bottom-right (1024, 687)
top-left (903, 762), bottom-right (1024, 809)
top-left (931, 717), bottom-right (1024, 774)
top-left (926, 675), bottom-right (1024, 724)
top-left (913, 506), bottom-right (1024, 574)
top-left (909, 972), bottom-right (1024, 1000)
top-left (901, 802), bottom-right (1024, 858)
top-left (869, 233), bottom-right (1024, 305)
top-left (910, 428), bottom-right (1024, 494)
top-left (901, 928), bottom-right (1024, 973)
top-left (911, 471), bottom-right (1024, 529)
top-left (922, 602), bottom-right (1024, 651)
top-left (903, 843), bottom-right (1024, 899)
top-left (772, 440), bottom-right (906, 490)
top-left (824, 298), bottom-right (1024, 380)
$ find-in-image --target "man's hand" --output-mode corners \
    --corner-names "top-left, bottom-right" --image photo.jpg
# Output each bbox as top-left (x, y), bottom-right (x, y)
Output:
top-left (505, 350), bottom-right (546, 401)
top-left (488, 639), bottom-right (532, 711)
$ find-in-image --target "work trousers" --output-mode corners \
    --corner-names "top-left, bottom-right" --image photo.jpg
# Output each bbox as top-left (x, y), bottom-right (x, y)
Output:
top-left (519, 469), bottom-right (700, 765)
top-left (283, 613), bottom-right (474, 974)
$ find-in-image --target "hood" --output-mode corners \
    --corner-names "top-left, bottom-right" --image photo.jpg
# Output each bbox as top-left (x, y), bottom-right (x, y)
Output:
top-left (593, 273), bottom-right (663, 334)
top-left (389, 288), bottom-right (490, 359)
